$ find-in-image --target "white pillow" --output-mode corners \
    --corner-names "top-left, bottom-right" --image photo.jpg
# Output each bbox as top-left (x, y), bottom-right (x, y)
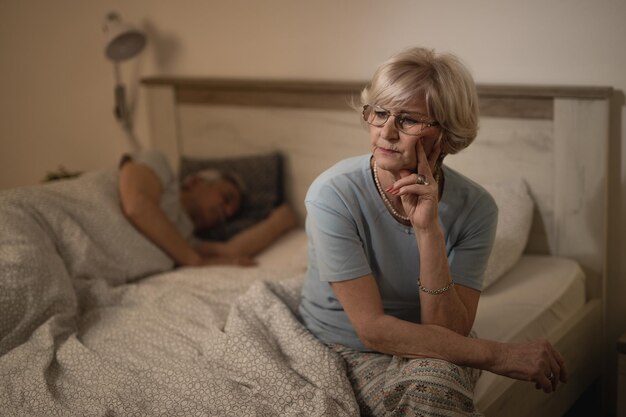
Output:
top-left (481, 179), bottom-right (534, 289)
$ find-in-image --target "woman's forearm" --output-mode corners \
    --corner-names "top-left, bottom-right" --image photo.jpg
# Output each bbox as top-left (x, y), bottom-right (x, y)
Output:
top-left (363, 314), bottom-right (567, 393)
top-left (331, 276), bottom-right (566, 393)
top-left (365, 314), bottom-right (497, 369)
top-left (415, 225), bottom-right (472, 334)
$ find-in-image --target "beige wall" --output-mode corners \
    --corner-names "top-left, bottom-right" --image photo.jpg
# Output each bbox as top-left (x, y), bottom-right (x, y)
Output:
top-left (1, 0), bottom-right (625, 410)
top-left (2, 1), bottom-right (624, 185)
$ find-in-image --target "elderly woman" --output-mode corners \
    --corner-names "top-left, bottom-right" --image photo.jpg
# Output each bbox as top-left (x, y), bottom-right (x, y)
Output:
top-left (299, 47), bottom-right (566, 416)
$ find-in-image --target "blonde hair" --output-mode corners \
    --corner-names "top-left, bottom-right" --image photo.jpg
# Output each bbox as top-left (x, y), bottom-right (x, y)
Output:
top-left (361, 47), bottom-right (479, 154)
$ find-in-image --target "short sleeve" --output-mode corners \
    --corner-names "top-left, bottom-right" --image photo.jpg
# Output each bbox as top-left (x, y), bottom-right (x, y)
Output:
top-left (120, 150), bottom-right (175, 189)
top-left (305, 185), bottom-right (371, 282)
top-left (447, 194), bottom-right (498, 291)
top-left (119, 150), bottom-right (193, 241)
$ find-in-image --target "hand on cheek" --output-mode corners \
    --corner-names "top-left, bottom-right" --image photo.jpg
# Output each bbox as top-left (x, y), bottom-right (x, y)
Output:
top-left (427, 140), bottom-right (442, 174)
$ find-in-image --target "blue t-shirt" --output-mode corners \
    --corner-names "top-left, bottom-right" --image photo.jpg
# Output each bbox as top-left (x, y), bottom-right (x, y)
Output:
top-left (299, 154), bottom-right (498, 351)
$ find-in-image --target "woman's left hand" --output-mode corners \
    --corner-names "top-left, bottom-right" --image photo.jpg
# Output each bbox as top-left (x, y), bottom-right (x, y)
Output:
top-left (388, 140), bottom-right (442, 231)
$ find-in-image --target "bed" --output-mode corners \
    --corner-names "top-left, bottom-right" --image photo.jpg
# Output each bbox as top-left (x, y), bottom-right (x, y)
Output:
top-left (0, 78), bottom-right (611, 416)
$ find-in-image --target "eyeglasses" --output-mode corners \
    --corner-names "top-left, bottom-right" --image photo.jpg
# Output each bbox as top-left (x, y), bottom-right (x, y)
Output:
top-left (362, 104), bottom-right (439, 136)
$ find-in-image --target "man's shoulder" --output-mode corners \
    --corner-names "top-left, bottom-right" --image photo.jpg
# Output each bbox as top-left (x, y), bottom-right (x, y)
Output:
top-left (130, 150), bottom-right (168, 168)
top-left (121, 149), bottom-right (175, 187)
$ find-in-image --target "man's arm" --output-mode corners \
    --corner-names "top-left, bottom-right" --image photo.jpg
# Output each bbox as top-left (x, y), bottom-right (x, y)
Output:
top-left (196, 204), bottom-right (297, 258)
top-left (119, 160), bottom-right (205, 266)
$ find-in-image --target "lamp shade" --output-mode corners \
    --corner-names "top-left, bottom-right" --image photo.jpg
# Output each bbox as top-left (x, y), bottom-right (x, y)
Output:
top-left (103, 12), bottom-right (146, 61)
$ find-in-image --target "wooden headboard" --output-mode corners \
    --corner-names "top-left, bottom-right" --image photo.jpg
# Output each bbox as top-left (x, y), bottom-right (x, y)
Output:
top-left (141, 77), bottom-right (611, 299)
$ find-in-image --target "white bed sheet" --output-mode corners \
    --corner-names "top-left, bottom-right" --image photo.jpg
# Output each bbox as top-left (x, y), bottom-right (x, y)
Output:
top-left (256, 229), bottom-right (310, 273)
top-left (473, 254), bottom-right (586, 404)
top-left (256, 230), bottom-right (587, 408)
top-left (474, 255), bottom-right (585, 343)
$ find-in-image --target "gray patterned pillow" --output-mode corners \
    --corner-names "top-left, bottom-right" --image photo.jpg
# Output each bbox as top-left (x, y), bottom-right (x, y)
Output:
top-left (179, 152), bottom-right (284, 241)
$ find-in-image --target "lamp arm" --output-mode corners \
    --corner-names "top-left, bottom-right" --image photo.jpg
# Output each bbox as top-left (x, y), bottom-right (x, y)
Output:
top-left (112, 62), bottom-right (128, 123)
top-left (105, 17), bottom-right (144, 154)
top-left (113, 83), bottom-right (140, 153)
top-left (114, 83), bottom-right (129, 125)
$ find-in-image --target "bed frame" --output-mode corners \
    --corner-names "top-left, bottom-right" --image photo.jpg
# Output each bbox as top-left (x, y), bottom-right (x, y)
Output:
top-left (141, 77), bottom-right (612, 417)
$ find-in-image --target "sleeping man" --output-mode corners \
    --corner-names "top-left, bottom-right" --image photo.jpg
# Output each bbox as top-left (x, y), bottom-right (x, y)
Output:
top-left (118, 150), bottom-right (296, 266)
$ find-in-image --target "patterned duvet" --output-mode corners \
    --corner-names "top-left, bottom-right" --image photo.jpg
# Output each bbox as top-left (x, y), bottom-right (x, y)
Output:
top-left (0, 170), bottom-right (358, 416)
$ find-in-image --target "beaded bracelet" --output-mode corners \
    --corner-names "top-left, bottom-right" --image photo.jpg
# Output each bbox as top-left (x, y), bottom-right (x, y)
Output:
top-left (418, 278), bottom-right (455, 295)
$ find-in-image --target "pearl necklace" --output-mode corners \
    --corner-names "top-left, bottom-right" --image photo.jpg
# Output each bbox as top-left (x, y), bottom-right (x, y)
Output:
top-left (372, 160), bottom-right (411, 223)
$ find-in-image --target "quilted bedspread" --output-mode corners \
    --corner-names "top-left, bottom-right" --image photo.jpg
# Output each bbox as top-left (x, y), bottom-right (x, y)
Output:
top-left (0, 171), bottom-right (358, 416)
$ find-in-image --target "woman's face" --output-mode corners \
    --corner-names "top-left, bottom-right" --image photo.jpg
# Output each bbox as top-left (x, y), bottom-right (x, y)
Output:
top-left (369, 97), bottom-right (440, 175)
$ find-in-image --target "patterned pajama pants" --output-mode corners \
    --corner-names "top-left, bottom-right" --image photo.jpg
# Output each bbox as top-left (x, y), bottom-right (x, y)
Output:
top-left (329, 344), bottom-right (483, 417)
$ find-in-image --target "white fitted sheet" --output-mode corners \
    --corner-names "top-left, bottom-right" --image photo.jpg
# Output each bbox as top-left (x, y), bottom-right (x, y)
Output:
top-left (473, 254), bottom-right (586, 403)
top-left (256, 229), bottom-right (310, 273)
top-left (474, 255), bottom-right (585, 342)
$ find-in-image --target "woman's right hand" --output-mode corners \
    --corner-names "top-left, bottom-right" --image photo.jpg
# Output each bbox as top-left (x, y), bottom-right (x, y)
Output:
top-left (490, 339), bottom-right (567, 393)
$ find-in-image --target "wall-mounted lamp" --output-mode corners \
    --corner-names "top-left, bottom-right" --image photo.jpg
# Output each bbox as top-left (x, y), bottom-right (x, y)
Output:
top-left (103, 12), bottom-right (146, 153)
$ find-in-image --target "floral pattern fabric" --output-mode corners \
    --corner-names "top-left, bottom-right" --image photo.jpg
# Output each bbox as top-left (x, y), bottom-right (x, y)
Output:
top-left (330, 344), bottom-right (483, 417)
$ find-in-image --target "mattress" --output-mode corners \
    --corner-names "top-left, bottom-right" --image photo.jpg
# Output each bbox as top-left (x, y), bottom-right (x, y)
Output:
top-left (473, 254), bottom-right (586, 404)
top-left (256, 231), bottom-right (587, 406)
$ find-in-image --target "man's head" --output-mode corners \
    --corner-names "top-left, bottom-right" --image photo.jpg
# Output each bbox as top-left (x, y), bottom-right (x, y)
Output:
top-left (180, 169), bottom-right (244, 231)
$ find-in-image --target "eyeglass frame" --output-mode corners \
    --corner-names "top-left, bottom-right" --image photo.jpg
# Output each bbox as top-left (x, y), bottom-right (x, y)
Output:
top-left (362, 104), bottom-right (439, 136)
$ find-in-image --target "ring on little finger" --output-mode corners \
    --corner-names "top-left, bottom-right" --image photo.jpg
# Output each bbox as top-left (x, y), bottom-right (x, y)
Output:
top-left (416, 174), bottom-right (429, 186)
